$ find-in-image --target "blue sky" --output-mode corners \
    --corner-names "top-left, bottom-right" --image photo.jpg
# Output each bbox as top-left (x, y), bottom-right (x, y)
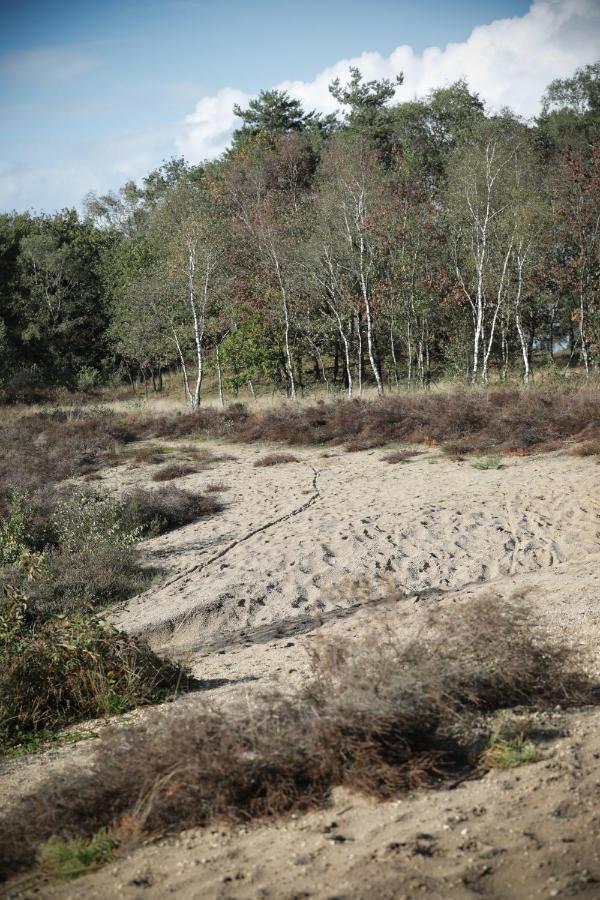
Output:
top-left (1, 0), bottom-right (598, 213)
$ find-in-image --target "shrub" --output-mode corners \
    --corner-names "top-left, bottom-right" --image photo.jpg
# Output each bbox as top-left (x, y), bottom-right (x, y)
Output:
top-left (50, 489), bottom-right (142, 552)
top-left (0, 595), bottom-right (593, 878)
top-left (151, 463), bottom-right (199, 482)
top-left (253, 452), bottom-right (299, 467)
top-left (75, 367), bottom-right (100, 394)
top-left (381, 449), bottom-right (422, 464)
top-left (572, 440), bottom-right (600, 457)
top-left (26, 543), bottom-right (152, 620)
top-left (0, 488), bottom-right (151, 621)
top-left (471, 453), bottom-right (503, 470)
top-left (124, 486), bottom-right (223, 536)
top-left (204, 482), bottom-right (230, 493)
top-left (0, 599), bottom-right (187, 753)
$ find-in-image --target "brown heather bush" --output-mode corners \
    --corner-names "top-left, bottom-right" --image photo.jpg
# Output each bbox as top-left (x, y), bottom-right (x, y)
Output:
top-left (381, 449), bottom-right (422, 464)
top-left (150, 463), bottom-right (199, 482)
top-left (0, 408), bottom-right (136, 513)
top-left (123, 486), bottom-right (223, 535)
top-left (1, 595), bottom-right (595, 879)
top-left (253, 452), bottom-right (299, 467)
top-left (2, 385), bottom-right (597, 515)
top-left (122, 383), bottom-right (599, 455)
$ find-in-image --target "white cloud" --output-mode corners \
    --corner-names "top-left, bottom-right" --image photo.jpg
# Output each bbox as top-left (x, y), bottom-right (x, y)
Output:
top-left (178, 0), bottom-right (600, 162)
top-left (177, 87), bottom-right (252, 163)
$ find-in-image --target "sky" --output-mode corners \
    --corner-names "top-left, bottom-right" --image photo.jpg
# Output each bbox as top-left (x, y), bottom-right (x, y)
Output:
top-left (1, 0), bottom-right (599, 214)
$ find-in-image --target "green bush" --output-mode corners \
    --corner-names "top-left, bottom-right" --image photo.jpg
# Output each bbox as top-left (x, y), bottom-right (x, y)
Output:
top-left (0, 597), bottom-right (186, 752)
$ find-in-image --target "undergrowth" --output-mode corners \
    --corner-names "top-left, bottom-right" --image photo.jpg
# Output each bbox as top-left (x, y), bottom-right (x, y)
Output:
top-left (0, 595), bottom-right (595, 880)
top-left (0, 597), bottom-right (188, 752)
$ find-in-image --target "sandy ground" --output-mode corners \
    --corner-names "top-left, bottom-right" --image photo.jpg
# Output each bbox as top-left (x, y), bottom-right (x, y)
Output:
top-left (2, 441), bottom-right (599, 899)
top-left (106, 444), bottom-right (600, 681)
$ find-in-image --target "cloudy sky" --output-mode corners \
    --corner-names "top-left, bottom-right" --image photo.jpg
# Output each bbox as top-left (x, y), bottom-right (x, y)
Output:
top-left (1, 0), bottom-right (598, 213)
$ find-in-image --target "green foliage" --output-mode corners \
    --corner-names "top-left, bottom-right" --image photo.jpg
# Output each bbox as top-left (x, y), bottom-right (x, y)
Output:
top-left (50, 490), bottom-right (142, 554)
top-left (480, 715), bottom-right (538, 769)
top-left (471, 454), bottom-right (503, 470)
top-left (38, 829), bottom-right (120, 880)
top-left (0, 597), bottom-right (185, 752)
top-left (1, 62), bottom-right (599, 400)
top-left (221, 317), bottom-right (283, 390)
top-left (0, 493), bottom-right (34, 566)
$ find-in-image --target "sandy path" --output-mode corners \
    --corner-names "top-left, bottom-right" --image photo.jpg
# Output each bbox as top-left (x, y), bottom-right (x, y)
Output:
top-left (108, 446), bottom-right (600, 672)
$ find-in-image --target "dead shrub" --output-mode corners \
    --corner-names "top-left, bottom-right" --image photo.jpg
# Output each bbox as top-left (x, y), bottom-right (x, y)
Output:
top-left (381, 449), bottom-right (422, 464)
top-left (150, 463), bottom-right (199, 482)
top-left (204, 482), bottom-right (230, 493)
top-left (572, 440), bottom-right (600, 457)
top-left (124, 486), bottom-right (223, 535)
top-left (1, 594), bottom-right (594, 879)
top-left (253, 453), bottom-right (299, 467)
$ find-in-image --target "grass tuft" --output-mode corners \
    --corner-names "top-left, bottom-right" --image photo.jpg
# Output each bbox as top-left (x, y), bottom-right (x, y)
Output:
top-left (37, 829), bottom-right (120, 881)
top-left (471, 453), bottom-right (503, 470)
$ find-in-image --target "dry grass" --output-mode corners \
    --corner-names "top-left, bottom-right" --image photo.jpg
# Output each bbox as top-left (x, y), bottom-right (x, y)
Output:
top-left (123, 486), bottom-right (224, 535)
top-left (381, 449), bottom-right (422, 464)
top-left (204, 482), bottom-right (230, 493)
top-left (572, 440), bottom-right (600, 457)
top-left (253, 452), bottom-right (299, 467)
top-left (1, 594), bottom-right (594, 880)
top-left (150, 463), bottom-right (199, 482)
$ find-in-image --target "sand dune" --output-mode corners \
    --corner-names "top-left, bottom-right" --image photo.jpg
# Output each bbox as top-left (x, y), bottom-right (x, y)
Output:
top-left (108, 444), bottom-right (599, 683)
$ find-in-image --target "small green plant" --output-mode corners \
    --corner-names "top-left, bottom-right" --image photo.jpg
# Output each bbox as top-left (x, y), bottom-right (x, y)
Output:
top-left (6, 727), bottom-right (98, 759)
top-left (480, 715), bottom-right (538, 769)
top-left (75, 366), bottom-right (100, 394)
top-left (472, 453), bottom-right (503, 470)
top-left (37, 828), bottom-right (119, 880)
top-left (0, 494), bottom-right (34, 566)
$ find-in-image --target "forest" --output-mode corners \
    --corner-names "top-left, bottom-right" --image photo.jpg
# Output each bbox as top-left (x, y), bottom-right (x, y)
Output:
top-left (1, 61), bottom-right (598, 405)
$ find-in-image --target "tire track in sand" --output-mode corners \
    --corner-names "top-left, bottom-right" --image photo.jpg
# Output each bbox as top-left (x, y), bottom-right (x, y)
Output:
top-left (158, 463), bottom-right (321, 593)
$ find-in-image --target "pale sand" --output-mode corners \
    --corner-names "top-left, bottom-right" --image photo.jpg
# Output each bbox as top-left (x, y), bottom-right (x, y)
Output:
top-left (106, 444), bottom-right (599, 683)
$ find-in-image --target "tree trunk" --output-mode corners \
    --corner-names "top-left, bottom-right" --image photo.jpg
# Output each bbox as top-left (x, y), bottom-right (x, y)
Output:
top-left (216, 344), bottom-right (225, 408)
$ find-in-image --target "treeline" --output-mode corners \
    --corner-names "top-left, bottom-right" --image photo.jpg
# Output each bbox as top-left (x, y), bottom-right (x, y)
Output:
top-left (1, 63), bottom-right (599, 404)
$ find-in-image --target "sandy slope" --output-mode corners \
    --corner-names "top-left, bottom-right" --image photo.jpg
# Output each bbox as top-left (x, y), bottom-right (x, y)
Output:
top-left (107, 445), bottom-right (600, 677)
top-left (2, 442), bottom-right (600, 899)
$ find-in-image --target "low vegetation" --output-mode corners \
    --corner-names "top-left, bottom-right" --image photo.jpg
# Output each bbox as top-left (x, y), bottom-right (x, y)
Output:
top-left (471, 453), bottom-right (503, 470)
top-left (253, 452), bottom-right (299, 467)
top-left (0, 427), bottom-right (223, 758)
top-left (381, 449), bottom-right (422, 464)
top-left (0, 600), bottom-right (186, 752)
top-left (151, 462), bottom-right (200, 481)
top-left (480, 715), bottom-right (539, 769)
top-left (1, 595), bottom-right (595, 880)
